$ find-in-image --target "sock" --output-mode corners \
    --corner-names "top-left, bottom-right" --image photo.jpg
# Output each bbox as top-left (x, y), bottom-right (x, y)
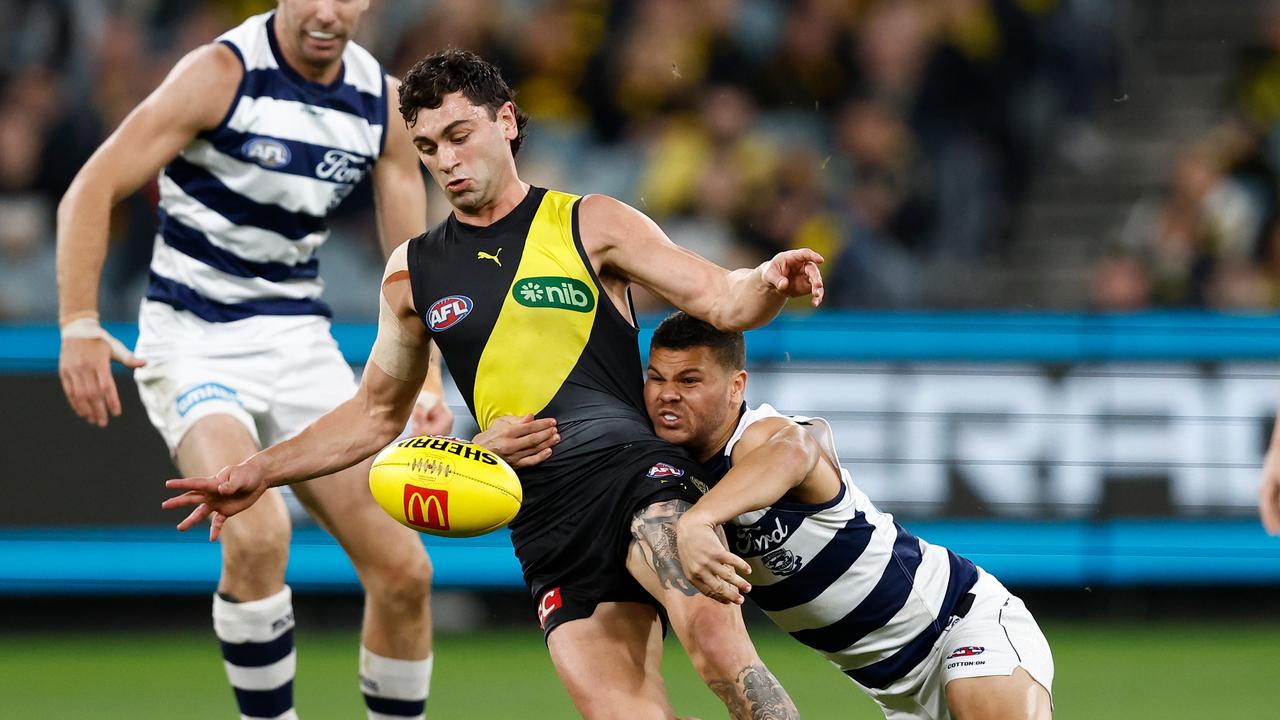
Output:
top-left (213, 586), bottom-right (298, 720)
top-left (360, 646), bottom-right (433, 720)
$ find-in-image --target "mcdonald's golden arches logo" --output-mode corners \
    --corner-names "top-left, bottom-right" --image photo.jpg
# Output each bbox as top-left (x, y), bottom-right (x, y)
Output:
top-left (403, 485), bottom-right (450, 531)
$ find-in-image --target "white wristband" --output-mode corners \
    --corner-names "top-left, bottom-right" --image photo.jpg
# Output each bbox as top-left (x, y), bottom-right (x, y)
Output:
top-left (60, 318), bottom-right (136, 364)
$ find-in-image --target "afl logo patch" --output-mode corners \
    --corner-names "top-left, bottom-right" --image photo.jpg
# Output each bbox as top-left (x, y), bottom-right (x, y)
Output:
top-left (242, 137), bottom-right (291, 169)
top-left (647, 462), bottom-right (685, 479)
top-left (428, 295), bottom-right (473, 331)
top-left (947, 646), bottom-right (985, 659)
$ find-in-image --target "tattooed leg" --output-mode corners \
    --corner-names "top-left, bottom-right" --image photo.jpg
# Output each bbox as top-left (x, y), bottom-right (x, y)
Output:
top-left (707, 665), bottom-right (797, 720)
top-left (630, 499), bottom-right (699, 596)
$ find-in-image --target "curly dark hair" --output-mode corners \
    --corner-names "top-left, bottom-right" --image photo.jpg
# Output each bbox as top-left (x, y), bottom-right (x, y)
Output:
top-left (651, 312), bottom-right (745, 371)
top-left (398, 49), bottom-right (529, 156)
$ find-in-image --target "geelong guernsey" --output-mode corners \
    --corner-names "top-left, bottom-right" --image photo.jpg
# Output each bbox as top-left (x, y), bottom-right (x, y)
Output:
top-left (145, 11), bottom-right (387, 322)
top-left (710, 404), bottom-right (979, 690)
top-left (407, 187), bottom-right (665, 546)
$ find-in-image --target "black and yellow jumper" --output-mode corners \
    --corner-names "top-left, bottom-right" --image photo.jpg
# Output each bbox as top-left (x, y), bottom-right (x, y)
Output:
top-left (407, 186), bottom-right (688, 549)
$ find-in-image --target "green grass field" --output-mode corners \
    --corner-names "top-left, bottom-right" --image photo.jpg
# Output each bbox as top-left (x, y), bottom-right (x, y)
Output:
top-left (2, 622), bottom-right (1275, 718)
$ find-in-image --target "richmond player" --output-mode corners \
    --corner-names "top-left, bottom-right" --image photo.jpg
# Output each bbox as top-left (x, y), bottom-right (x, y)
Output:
top-left (165, 49), bottom-right (825, 719)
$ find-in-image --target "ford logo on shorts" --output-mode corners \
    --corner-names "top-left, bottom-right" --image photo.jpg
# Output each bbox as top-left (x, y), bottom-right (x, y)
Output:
top-left (428, 295), bottom-right (473, 331)
top-left (242, 137), bottom-right (292, 169)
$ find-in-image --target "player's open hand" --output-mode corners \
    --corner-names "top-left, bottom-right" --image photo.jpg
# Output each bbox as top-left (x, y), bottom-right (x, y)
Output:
top-left (761, 248), bottom-right (825, 306)
top-left (59, 332), bottom-right (146, 428)
top-left (162, 462), bottom-right (270, 541)
top-left (1260, 447), bottom-right (1280, 534)
top-left (410, 391), bottom-right (455, 437)
top-left (474, 414), bottom-right (560, 469)
top-left (675, 513), bottom-right (751, 605)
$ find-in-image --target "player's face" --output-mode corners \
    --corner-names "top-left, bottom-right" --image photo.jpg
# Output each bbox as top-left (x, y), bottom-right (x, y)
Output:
top-left (410, 92), bottom-right (520, 215)
top-left (275, 0), bottom-right (369, 68)
top-left (645, 346), bottom-right (746, 459)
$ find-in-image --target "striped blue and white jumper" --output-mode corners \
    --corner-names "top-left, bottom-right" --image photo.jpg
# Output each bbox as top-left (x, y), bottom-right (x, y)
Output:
top-left (143, 11), bottom-right (385, 324)
top-left (709, 404), bottom-right (980, 693)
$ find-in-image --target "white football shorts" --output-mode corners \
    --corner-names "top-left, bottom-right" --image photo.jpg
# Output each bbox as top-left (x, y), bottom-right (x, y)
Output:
top-left (133, 301), bottom-right (358, 453)
top-left (862, 569), bottom-right (1055, 720)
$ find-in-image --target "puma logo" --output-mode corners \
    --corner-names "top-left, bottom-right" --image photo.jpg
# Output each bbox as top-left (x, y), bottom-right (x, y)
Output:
top-left (477, 248), bottom-right (502, 267)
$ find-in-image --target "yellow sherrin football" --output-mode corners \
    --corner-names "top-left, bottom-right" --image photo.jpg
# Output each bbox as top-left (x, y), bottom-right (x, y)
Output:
top-left (369, 436), bottom-right (522, 538)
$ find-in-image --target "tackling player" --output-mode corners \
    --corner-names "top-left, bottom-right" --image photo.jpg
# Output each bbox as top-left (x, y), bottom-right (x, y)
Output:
top-left (657, 312), bottom-right (1054, 719)
top-left (56, 3), bottom-right (448, 719)
top-left (163, 49), bottom-right (826, 719)
top-left (482, 312), bottom-right (1055, 719)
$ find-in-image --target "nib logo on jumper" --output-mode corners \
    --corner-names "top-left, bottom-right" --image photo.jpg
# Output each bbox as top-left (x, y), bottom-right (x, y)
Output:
top-left (513, 277), bottom-right (594, 312)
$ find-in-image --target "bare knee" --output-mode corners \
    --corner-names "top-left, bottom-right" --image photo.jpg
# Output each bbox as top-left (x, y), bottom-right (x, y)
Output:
top-left (219, 510), bottom-right (290, 599)
top-left (364, 549), bottom-right (433, 618)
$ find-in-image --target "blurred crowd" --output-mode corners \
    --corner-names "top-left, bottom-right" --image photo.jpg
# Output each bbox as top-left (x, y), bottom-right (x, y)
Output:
top-left (1093, 2), bottom-right (1280, 311)
top-left (0, 0), bottom-right (1117, 321)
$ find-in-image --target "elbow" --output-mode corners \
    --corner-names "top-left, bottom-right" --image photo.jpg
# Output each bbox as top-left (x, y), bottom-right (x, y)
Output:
top-left (356, 415), bottom-right (406, 463)
top-left (776, 439), bottom-right (814, 472)
top-left (55, 184), bottom-right (79, 231)
top-left (370, 409), bottom-right (408, 450)
top-left (56, 175), bottom-right (101, 238)
top-left (772, 431), bottom-right (820, 484)
top-left (360, 396), bottom-right (414, 453)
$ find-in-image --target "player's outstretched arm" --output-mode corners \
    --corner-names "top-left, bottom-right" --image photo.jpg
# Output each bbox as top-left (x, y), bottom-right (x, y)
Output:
top-left (1261, 410), bottom-right (1280, 534)
top-left (57, 43), bottom-right (242, 427)
top-left (163, 244), bottom-right (432, 539)
top-left (675, 418), bottom-right (822, 604)
top-left (579, 194), bottom-right (824, 332)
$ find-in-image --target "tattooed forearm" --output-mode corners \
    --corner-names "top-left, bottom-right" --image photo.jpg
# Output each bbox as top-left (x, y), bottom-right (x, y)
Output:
top-left (631, 499), bottom-right (699, 596)
top-left (708, 679), bottom-right (748, 717)
top-left (708, 665), bottom-right (798, 720)
top-left (741, 665), bottom-right (796, 720)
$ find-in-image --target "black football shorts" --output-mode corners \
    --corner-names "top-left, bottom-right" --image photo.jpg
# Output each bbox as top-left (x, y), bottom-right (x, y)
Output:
top-left (515, 441), bottom-right (708, 638)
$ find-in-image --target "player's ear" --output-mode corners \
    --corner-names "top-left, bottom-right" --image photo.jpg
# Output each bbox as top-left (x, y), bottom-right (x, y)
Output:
top-left (498, 102), bottom-right (518, 140)
top-left (730, 369), bottom-right (747, 401)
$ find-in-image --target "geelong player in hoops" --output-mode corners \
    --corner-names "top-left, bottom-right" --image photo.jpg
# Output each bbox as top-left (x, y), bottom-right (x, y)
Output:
top-left (57, 3), bottom-right (449, 719)
top-left (486, 313), bottom-right (1056, 719)
top-left (165, 50), bottom-right (824, 719)
top-left (652, 314), bottom-right (1053, 719)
